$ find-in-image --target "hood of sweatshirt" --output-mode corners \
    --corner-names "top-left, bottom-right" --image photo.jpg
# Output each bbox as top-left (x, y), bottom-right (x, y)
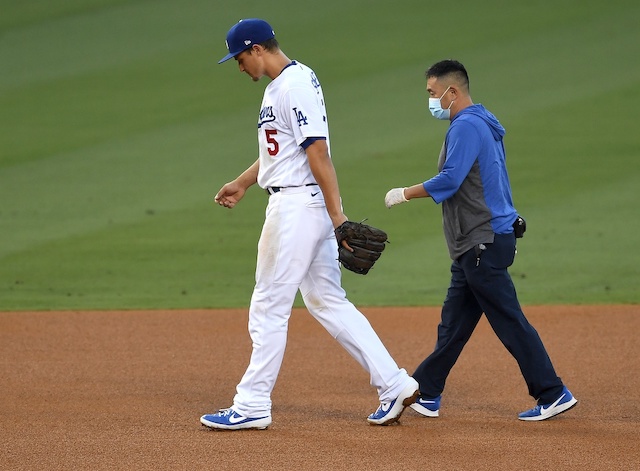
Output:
top-left (455, 104), bottom-right (505, 141)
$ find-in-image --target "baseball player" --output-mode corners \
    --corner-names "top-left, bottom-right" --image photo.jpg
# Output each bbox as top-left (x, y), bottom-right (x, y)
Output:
top-left (200, 18), bottom-right (418, 430)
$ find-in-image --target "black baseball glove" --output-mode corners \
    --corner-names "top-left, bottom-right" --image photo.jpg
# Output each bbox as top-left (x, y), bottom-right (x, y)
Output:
top-left (334, 221), bottom-right (388, 275)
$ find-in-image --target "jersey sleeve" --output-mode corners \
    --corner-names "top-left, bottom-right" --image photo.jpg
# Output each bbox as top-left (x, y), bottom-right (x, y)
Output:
top-left (280, 83), bottom-right (328, 147)
top-left (423, 120), bottom-right (482, 203)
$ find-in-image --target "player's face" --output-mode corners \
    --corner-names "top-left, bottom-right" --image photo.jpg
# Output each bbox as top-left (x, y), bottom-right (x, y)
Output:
top-left (235, 49), bottom-right (263, 82)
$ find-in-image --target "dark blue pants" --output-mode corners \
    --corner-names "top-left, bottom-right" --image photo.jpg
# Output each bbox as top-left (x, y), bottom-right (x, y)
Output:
top-left (412, 233), bottom-right (564, 404)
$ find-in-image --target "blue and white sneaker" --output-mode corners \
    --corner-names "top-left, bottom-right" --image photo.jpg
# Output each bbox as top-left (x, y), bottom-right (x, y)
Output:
top-left (367, 378), bottom-right (420, 426)
top-left (200, 408), bottom-right (272, 430)
top-left (518, 386), bottom-right (578, 421)
top-left (410, 395), bottom-right (441, 418)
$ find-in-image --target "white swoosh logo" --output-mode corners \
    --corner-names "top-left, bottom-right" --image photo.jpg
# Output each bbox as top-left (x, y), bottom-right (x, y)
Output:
top-left (380, 401), bottom-right (394, 412)
top-left (418, 398), bottom-right (437, 404)
top-left (228, 412), bottom-right (247, 424)
top-left (540, 393), bottom-right (565, 414)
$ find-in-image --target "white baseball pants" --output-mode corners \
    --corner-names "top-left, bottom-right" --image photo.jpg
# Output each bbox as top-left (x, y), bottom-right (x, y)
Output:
top-left (232, 186), bottom-right (412, 417)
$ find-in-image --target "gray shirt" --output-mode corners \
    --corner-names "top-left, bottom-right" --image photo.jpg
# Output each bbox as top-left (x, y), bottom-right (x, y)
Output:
top-left (437, 143), bottom-right (495, 260)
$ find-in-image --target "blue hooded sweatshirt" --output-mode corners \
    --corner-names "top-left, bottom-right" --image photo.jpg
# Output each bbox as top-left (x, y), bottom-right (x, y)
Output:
top-left (423, 104), bottom-right (518, 260)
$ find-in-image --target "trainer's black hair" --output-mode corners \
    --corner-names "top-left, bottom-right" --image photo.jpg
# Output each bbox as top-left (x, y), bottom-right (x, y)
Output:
top-left (426, 60), bottom-right (469, 91)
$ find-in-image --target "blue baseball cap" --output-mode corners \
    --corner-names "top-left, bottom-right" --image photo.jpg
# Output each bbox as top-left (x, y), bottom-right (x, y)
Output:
top-left (218, 19), bottom-right (275, 64)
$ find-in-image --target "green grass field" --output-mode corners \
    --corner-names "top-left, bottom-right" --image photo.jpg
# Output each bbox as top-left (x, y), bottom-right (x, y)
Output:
top-left (1, 0), bottom-right (639, 310)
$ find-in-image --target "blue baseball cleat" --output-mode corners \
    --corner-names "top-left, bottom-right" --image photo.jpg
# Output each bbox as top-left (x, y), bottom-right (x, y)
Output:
top-left (367, 378), bottom-right (420, 425)
top-left (518, 386), bottom-right (578, 421)
top-left (200, 408), bottom-right (272, 430)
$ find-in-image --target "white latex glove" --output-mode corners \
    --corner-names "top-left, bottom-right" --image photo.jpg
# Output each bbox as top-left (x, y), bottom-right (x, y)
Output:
top-left (385, 188), bottom-right (408, 208)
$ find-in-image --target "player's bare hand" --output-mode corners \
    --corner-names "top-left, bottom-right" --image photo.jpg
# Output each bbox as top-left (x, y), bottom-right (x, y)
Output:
top-left (384, 188), bottom-right (408, 208)
top-left (214, 182), bottom-right (246, 209)
top-left (332, 214), bottom-right (353, 251)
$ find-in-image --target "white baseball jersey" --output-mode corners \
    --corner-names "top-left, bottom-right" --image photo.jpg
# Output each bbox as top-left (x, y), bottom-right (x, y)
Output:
top-left (256, 61), bottom-right (329, 189)
top-left (228, 59), bottom-right (415, 420)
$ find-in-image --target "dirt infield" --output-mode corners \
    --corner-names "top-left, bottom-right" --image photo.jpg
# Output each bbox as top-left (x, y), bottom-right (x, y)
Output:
top-left (1, 305), bottom-right (638, 470)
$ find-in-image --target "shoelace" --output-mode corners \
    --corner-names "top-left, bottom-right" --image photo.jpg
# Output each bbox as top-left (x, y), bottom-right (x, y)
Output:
top-left (522, 405), bottom-right (543, 415)
top-left (218, 408), bottom-right (233, 417)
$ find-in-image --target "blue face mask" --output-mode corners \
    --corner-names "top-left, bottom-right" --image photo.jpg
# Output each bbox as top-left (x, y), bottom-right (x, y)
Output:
top-left (428, 86), bottom-right (453, 120)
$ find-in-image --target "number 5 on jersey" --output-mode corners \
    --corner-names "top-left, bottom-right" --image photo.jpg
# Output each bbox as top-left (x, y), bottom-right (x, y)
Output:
top-left (265, 129), bottom-right (279, 156)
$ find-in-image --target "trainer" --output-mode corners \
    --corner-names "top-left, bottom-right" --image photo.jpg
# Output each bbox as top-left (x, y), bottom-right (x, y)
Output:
top-left (384, 59), bottom-right (577, 421)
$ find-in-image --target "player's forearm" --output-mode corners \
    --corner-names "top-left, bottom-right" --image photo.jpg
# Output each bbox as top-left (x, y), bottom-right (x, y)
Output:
top-left (235, 159), bottom-right (260, 189)
top-left (306, 141), bottom-right (347, 228)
